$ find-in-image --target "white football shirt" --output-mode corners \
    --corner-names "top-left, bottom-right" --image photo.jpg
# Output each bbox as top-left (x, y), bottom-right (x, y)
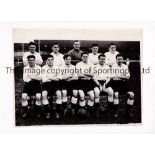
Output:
top-left (111, 63), bottom-right (130, 78)
top-left (23, 64), bottom-right (42, 82)
top-left (104, 51), bottom-right (119, 66)
top-left (88, 53), bottom-right (100, 65)
top-left (50, 52), bottom-right (65, 67)
top-left (41, 65), bottom-right (61, 83)
top-left (76, 61), bottom-right (94, 79)
top-left (94, 63), bottom-right (111, 81)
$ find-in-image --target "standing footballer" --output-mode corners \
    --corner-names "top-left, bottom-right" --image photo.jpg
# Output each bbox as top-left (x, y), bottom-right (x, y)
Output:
top-left (22, 42), bottom-right (43, 66)
top-left (50, 43), bottom-right (65, 67)
top-left (104, 43), bottom-right (119, 67)
top-left (88, 43), bottom-right (100, 65)
top-left (68, 40), bottom-right (83, 65)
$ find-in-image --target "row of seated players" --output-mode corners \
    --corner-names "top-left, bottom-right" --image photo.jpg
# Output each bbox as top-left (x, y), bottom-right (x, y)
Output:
top-left (21, 44), bottom-right (134, 119)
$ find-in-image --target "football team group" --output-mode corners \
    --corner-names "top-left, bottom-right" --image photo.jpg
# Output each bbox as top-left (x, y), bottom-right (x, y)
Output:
top-left (20, 40), bottom-right (135, 120)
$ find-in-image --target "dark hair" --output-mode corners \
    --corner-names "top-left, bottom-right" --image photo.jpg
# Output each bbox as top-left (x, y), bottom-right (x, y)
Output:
top-left (63, 54), bottom-right (71, 60)
top-left (27, 55), bottom-right (35, 60)
top-left (46, 54), bottom-right (54, 60)
top-left (92, 43), bottom-right (99, 47)
top-left (98, 54), bottom-right (105, 59)
top-left (116, 54), bottom-right (123, 59)
top-left (51, 42), bottom-right (59, 47)
top-left (28, 42), bottom-right (36, 47)
top-left (73, 40), bottom-right (80, 44)
top-left (81, 52), bottom-right (88, 57)
top-left (109, 43), bottom-right (116, 47)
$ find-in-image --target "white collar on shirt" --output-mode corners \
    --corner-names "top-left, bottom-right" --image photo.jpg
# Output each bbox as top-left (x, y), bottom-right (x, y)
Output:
top-left (98, 63), bottom-right (106, 67)
top-left (51, 52), bottom-right (61, 56)
top-left (91, 52), bottom-right (99, 55)
top-left (116, 63), bottom-right (124, 68)
top-left (29, 51), bottom-right (38, 55)
top-left (109, 51), bottom-right (117, 54)
top-left (28, 64), bottom-right (36, 68)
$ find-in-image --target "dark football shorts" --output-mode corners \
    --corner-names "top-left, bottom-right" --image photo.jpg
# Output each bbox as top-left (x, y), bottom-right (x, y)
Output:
top-left (98, 80), bottom-right (106, 86)
top-left (61, 80), bottom-right (78, 95)
top-left (94, 80), bottom-right (108, 95)
top-left (106, 79), bottom-right (130, 95)
top-left (42, 81), bottom-right (62, 95)
top-left (94, 80), bottom-right (106, 89)
top-left (23, 80), bottom-right (41, 96)
top-left (77, 79), bottom-right (97, 92)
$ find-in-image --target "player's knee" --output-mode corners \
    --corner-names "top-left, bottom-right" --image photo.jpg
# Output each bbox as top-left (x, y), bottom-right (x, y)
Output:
top-left (127, 92), bottom-right (134, 99)
top-left (22, 93), bottom-right (28, 101)
top-left (36, 93), bottom-right (41, 101)
top-left (42, 91), bottom-right (48, 99)
top-left (107, 87), bottom-right (114, 96)
top-left (62, 90), bottom-right (67, 97)
top-left (72, 90), bottom-right (78, 97)
top-left (79, 90), bottom-right (85, 100)
top-left (88, 91), bottom-right (95, 101)
top-left (114, 92), bottom-right (119, 99)
top-left (94, 87), bottom-right (100, 97)
top-left (56, 90), bottom-right (62, 99)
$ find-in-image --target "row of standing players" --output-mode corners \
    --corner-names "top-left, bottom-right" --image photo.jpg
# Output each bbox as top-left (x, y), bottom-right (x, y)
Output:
top-left (21, 41), bottom-right (134, 120)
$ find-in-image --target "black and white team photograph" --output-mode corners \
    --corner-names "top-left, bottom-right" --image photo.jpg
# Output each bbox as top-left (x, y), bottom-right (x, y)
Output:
top-left (14, 29), bottom-right (142, 126)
